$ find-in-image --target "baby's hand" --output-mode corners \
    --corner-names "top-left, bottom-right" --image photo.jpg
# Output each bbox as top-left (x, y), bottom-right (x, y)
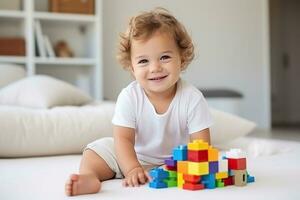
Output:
top-left (123, 166), bottom-right (151, 187)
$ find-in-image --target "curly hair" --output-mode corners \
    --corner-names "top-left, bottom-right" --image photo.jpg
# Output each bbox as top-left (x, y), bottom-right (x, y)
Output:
top-left (117, 7), bottom-right (194, 71)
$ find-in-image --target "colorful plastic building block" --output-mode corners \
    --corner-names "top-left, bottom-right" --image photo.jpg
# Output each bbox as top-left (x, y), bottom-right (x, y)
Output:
top-left (188, 140), bottom-right (209, 150)
top-left (183, 183), bottom-right (204, 190)
top-left (150, 168), bottom-right (168, 179)
top-left (149, 144), bottom-right (255, 191)
top-left (247, 172), bottom-right (255, 183)
top-left (232, 169), bottom-right (247, 186)
top-left (228, 158), bottom-right (247, 170)
top-left (173, 145), bottom-right (187, 161)
top-left (188, 150), bottom-right (208, 162)
top-left (149, 181), bottom-right (167, 189)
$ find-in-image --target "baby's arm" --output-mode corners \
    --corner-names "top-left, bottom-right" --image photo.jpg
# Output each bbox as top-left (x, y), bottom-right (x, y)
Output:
top-left (190, 128), bottom-right (211, 145)
top-left (113, 125), bottom-right (151, 187)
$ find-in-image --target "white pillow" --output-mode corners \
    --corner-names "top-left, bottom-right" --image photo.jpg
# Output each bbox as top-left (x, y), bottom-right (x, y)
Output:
top-left (0, 75), bottom-right (92, 108)
top-left (0, 102), bottom-right (115, 157)
top-left (0, 103), bottom-right (256, 157)
top-left (210, 108), bottom-right (256, 145)
top-left (0, 63), bottom-right (26, 88)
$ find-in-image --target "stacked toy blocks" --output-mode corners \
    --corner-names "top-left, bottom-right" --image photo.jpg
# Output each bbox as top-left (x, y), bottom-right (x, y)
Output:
top-left (149, 140), bottom-right (255, 190)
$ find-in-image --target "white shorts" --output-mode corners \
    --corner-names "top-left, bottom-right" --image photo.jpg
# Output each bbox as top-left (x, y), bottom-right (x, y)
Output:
top-left (85, 137), bottom-right (159, 178)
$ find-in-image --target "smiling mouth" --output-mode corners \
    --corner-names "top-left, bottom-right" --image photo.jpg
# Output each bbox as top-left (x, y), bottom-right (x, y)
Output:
top-left (149, 75), bottom-right (168, 81)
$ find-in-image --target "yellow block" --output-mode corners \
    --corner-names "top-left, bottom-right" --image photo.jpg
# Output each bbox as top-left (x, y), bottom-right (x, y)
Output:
top-left (177, 161), bottom-right (189, 174)
top-left (215, 172), bottom-right (228, 179)
top-left (188, 161), bottom-right (209, 176)
top-left (208, 147), bottom-right (219, 161)
top-left (177, 173), bottom-right (184, 188)
top-left (188, 140), bottom-right (209, 151)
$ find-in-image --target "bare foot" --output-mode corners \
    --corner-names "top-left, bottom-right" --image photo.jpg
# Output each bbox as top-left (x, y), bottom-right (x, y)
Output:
top-left (65, 174), bottom-right (101, 196)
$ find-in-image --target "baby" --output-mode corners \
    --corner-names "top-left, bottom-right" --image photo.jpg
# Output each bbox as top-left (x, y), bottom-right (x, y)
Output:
top-left (65, 7), bottom-right (213, 196)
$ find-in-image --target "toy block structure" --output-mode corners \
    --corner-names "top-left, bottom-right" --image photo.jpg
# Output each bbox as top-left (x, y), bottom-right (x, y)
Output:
top-left (149, 140), bottom-right (255, 190)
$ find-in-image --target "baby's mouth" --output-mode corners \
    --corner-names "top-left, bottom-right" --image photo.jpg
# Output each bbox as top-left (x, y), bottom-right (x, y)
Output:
top-left (148, 75), bottom-right (168, 81)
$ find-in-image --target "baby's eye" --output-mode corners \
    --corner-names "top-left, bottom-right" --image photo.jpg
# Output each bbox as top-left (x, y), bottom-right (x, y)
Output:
top-left (137, 59), bottom-right (148, 64)
top-left (161, 55), bottom-right (171, 60)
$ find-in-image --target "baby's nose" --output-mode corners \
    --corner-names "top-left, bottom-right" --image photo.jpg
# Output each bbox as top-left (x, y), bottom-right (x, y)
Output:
top-left (150, 62), bottom-right (162, 72)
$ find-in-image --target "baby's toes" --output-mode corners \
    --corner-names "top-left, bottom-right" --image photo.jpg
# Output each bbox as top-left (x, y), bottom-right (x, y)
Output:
top-left (70, 174), bottom-right (79, 181)
top-left (65, 179), bottom-right (73, 196)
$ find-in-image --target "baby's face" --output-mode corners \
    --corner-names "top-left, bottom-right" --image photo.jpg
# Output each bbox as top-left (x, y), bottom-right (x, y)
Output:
top-left (130, 31), bottom-right (182, 97)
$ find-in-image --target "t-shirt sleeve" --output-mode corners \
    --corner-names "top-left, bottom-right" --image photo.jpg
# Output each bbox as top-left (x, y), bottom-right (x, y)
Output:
top-left (112, 89), bottom-right (136, 129)
top-left (187, 92), bottom-right (213, 134)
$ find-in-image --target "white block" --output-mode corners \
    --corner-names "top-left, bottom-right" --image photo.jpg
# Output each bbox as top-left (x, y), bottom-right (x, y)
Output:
top-left (225, 148), bottom-right (246, 159)
top-left (218, 159), bottom-right (228, 172)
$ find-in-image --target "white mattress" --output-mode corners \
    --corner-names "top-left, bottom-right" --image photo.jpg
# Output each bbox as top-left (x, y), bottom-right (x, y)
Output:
top-left (1, 137), bottom-right (300, 200)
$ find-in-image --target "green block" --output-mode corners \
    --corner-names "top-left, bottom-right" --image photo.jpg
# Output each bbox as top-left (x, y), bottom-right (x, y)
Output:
top-left (167, 170), bottom-right (177, 178)
top-left (164, 179), bottom-right (177, 187)
top-left (216, 179), bottom-right (224, 188)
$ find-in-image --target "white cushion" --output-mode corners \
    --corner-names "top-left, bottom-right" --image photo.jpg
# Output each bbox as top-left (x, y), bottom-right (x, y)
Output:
top-left (0, 103), bottom-right (256, 157)
top-left (0, 102), bottom-right (115, 157)
top-left (0, 75), bottom-right (92, 108)
top-left (210, 108), bottom-right (256, 144)
top-left (0, 63), bottom-right (26, 88)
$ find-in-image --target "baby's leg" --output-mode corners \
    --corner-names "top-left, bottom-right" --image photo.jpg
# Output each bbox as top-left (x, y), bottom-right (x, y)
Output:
top-left (65, 149), bottom-right (116, 196)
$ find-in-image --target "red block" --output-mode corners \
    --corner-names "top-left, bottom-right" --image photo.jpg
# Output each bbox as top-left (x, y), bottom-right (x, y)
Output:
top-left (165, 165), bottom-right (177, 171)
top-left (183, 183), bottom-right (205, 190)
top-left (223, 176), bottom-right (234, 186)
top-left (183, 174), bottom-right (201, 183)
top-left (228, 158), bottom-right (246, 170)
top-left (188, 150), bottom-right (208, 162)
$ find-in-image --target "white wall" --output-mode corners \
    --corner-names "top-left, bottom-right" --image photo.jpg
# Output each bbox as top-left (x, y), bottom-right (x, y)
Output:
top-left (102, 0), bottom-right (270, 128)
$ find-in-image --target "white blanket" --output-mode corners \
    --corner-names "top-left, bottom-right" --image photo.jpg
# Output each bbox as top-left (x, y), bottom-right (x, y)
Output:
top-left (1, 137), bottom-right (299, 200)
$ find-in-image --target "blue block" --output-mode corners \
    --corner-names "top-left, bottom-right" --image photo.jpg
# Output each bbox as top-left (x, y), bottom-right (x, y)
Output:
top-left (202, 174), bottom-right (216, 189)
top-left (209, 161), bottom-right (219, 174)
top-left (173, 145), bottom-right (187, 161)
top-left (247, 175), bottom-right (255, 183)
top-left (149, 168), bottom-right (169, 180)
top-left (149, 181), bottom-right (168, 189)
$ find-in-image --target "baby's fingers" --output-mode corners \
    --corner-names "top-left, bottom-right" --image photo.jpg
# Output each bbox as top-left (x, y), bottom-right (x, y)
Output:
top-left (131, 175), bottom-right (139, 187)
top-left (122, 178), bottom-right (128, 187)
top-left (144, 170), bottom-right (152, 182)
top-left (138, 172), bottom-right (146, 184)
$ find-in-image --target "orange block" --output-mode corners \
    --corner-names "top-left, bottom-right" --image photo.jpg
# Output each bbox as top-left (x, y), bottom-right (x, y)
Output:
top-left (208, 147), bottom-right (219, 161)
top-left (177, 161), bottom-right (189, 174)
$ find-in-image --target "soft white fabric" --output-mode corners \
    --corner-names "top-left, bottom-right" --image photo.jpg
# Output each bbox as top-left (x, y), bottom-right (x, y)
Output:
top-left (86, 137), bottom-right (159, 178)
top-left (1, 137), bottom-right (300, 200)
top-left (86, 137), bottom-right (124, 178)
top-left (0, 75), bottom-right (92, 108)
top-left (0, 63), bottom-right (26, 88)
top-left (209, 108), bottom-right (256, 144)
top-left (112, 80), bottom-right (213, 164)
top-left (0, 102), bottom-right (115, 157)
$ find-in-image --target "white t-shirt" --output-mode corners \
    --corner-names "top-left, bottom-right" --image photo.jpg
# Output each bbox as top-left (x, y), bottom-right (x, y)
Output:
top-left (112, 79), bottom-right (213, 165)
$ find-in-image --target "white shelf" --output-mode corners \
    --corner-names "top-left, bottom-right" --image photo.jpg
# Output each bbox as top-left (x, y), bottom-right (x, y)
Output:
top-left (0, 10), bottom-right (25, 19)
top-left (0, 56), bottom-right (26, 64)
top-left (0, 0), bottom-right (103, 100)
top-left (34, 12), bottom-right (96, 23)
top-left (35, 57), bottom-right (96, 65)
